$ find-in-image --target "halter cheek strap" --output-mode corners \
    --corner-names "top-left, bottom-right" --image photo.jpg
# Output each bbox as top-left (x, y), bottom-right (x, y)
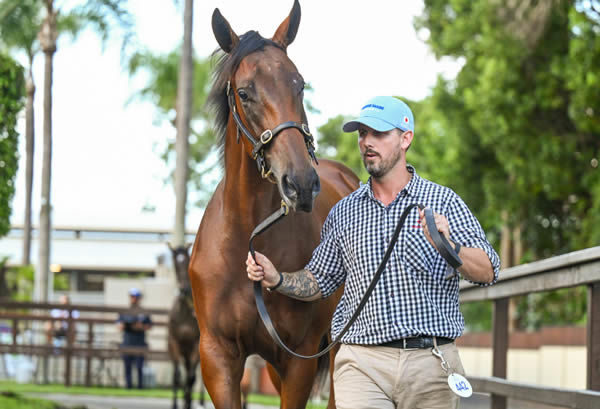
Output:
top-left (226, 81), bottom-right (318, 179)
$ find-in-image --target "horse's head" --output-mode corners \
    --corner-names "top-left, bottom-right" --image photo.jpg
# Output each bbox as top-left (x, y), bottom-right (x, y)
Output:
top-left (210, 0), bottom-right (320, 212)
top-left (168, 243), bottom-right (192, 291)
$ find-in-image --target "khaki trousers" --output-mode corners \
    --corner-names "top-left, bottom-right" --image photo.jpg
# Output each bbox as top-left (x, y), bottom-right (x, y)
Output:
top-left (333, 342), bottom-right (465, 409)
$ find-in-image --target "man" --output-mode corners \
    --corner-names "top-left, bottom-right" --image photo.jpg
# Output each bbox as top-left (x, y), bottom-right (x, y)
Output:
top-left (246, 96), bottom-right (500, 409)
top-left (117, 288), bottom-right (152, 389)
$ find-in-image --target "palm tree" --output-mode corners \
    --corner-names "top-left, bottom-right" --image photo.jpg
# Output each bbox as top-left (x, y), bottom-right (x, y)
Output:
top-left (128, 48), bottom-right (215, 215)
top-left (173, 0), bottom-right (194, 248)
top-left (0, 0), bottom-right (42, 266)
top-left (30, 0), bottom-right (134, 303)
top-left (35, 0), bottom-right (57, 303)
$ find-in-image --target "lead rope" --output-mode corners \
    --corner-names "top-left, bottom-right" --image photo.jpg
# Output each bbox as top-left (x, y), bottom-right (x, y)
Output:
top-left (249, 203), bottom-right (462, 359)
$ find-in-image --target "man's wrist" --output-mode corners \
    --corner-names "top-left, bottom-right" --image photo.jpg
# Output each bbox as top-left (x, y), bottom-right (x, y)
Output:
top-left (452, 240), bottom-right (461, 255)
top-left (267, 271), bottom-right (283, 292)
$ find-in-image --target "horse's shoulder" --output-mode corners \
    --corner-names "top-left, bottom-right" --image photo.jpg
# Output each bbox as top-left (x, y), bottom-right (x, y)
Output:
top-left (315, 158), bottom-right (360, 195)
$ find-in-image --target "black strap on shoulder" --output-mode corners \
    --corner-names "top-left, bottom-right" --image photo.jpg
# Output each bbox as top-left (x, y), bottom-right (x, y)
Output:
top-left (250, 203), bottom-right (462, 359)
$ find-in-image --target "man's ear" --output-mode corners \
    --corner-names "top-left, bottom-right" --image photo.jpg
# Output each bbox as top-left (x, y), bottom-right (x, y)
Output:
top-left (401, 130), bottom-right (414, 150)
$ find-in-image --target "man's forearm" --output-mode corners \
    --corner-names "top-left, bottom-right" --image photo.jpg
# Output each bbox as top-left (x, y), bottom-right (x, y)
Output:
top-left (457, 247), bottom-right (495, 283)
top-left (276, 269), bottom-right (322, 301)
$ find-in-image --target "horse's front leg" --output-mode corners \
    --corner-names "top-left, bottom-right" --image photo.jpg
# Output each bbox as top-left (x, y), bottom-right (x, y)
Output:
top-left (184, 357), bottom-right (198, 409)
top-left (199, 334), bottom-right (246, 409)
top-left (172, 360), bottom-right (180, 409)
top-left (278, 354), bottom-right (320, 409)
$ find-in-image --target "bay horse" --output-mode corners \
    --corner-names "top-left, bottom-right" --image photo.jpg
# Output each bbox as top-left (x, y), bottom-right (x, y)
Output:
top-left (189, 1), bottom-right (359, 408)
top-left (167, 244), bottom-right (205, 409)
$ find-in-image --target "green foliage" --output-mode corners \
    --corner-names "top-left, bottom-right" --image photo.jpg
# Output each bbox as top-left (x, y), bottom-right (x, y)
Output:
top-left (128, 48), bottom-right (218, 205)
top-left (317, 115), bottom-right (369, 182)
top-left (461, 301), bottom-right (493, 332)
top-left (5, 264), bottom-right (35, 301)
top-left (515, 286), bottom-right (587, 330)
top-left (415, 0), bottom-right (599, 258)
top-left (53, 271), bottom-right (69, 291)
top-left (0, 0), bottom-right (41, 59)
top-left (0, 391), bottom-right (68, 409)
top-left (0, 53), bottom-right (24, 238)
top-left (413, 0), bottom-right (599, 329)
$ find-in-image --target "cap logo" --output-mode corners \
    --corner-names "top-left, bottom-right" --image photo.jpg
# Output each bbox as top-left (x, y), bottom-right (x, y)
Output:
top-left (404, 116), bottom-right (409, 123)
top-left (361, 103), bottom-right (384, 111)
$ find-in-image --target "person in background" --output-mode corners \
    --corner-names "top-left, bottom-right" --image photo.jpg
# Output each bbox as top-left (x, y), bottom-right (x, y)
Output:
top-left (45, 294), bottom-right (79, 348)
top-left (117, 288), bottom-right (152, 389)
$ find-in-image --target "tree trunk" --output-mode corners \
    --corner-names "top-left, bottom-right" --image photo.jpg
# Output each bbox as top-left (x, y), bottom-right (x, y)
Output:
top-left (22, 58), bottom-right (35, 266)
top-left (34, 0), bottom-right (57, 303)
top-left (173, 0), bottom-right (194, 247)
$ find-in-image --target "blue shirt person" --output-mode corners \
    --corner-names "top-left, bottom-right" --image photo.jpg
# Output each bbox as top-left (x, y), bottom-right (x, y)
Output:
top-left (246, 96), bottom-right (500, 409)
top-left (117, 288), bottom-right (152, 389)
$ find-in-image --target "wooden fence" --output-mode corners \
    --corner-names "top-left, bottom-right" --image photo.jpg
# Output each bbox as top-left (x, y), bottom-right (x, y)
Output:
top-left (460, 246), bottom-right (600, 409)
top-left (2, 246), bottom-right (600, 407)
top-left (0, 301), bottom-right (170, 386)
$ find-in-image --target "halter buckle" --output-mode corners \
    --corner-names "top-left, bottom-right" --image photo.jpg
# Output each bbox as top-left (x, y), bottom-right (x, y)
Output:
top-left (280, 200), bottom-right (289, 215)
top-left (261, 165), bottom-right (273, 180)
top-left (301, 123), bottom-right (312, 137)
top-left (260, 129), bottom-right (273, 145)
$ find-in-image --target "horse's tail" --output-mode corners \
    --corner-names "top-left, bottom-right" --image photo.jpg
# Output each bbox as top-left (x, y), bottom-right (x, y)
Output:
top-left (312, 334), bottom-right (331, 398)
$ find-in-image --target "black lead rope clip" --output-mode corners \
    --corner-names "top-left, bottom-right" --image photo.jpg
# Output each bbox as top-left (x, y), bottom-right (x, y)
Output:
top-left (248, 202), bottom-right (463, 360)
top-left (420, 205), bottom-right (463, 280)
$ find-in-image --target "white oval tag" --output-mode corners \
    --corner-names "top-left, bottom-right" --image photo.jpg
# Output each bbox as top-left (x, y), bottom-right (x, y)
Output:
top-left (447, 373), bottom-right (472, 398)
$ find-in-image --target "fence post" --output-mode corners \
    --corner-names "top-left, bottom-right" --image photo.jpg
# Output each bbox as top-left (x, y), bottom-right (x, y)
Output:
top-left (64, 309), bottom-right (73, 386)
top-left (588, 282), bottom-right (600, 390)
top-left (492, 297), bottom-right (509, 409)
top-left (85, 322), bottom-right (94, 386)
top-left (11, 318), bottom-right (17, 352)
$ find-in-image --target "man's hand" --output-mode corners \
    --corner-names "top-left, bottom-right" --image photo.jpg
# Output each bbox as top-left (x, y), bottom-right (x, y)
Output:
top-left (419, 207), bottom-right (453, 249)
top-left (246, 251), bottom-right (281, 289)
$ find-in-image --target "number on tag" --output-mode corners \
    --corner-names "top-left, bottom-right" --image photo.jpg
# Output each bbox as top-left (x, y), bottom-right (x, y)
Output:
top-left (447, 373), bottom-right (473, 398)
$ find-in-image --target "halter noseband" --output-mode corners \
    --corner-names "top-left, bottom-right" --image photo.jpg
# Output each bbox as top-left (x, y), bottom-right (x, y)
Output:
top-left (226, 81), bottom-right (318, 180)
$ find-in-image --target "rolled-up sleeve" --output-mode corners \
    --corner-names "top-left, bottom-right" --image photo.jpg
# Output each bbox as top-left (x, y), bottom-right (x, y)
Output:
top-left (447, 194), bottom-right (501, 286)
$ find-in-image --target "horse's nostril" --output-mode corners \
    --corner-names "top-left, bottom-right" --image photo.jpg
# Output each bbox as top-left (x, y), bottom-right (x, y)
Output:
top-left (312, 173), bottom-right (321, 198)
top-left (282, 175), bottom-right (298, 199)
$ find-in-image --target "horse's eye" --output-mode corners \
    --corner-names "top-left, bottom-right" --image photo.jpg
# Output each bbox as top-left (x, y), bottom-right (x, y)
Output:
top-left (237, 89), bottom-right (249, 101)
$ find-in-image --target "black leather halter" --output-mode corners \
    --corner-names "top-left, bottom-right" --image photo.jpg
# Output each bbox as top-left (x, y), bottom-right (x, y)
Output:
top-left (226, 81), bottom-right (318, 180)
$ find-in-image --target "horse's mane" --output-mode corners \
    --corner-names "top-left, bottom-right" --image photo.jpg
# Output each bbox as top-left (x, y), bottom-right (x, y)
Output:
top-left (207, 31), bottom-right (284, 164)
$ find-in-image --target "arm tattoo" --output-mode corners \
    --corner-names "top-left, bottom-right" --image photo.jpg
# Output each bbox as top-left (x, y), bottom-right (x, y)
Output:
top-left (278, 269), bottom-right (322, 301)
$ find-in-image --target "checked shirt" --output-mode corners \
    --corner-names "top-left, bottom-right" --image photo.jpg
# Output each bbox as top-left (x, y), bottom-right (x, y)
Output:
top-left (306, 165), bottom-right (500, 345)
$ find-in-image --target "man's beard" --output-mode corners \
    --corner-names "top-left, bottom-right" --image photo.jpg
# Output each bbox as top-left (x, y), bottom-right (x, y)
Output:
top-left (362, 145), bottom-right (403, 178)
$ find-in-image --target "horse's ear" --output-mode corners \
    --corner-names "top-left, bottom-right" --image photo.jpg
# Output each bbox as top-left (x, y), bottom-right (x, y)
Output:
top-left (272, 0), bottom-right (301, 50)
top-left (185, 242), bottom-right (192, 252)
top-left (167, 242), bottom-right (174, 252)
top-left (212, 8), bottom-right (239, 53)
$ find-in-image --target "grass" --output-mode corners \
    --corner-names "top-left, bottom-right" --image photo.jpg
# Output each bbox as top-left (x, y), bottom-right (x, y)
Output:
top-left (0, 380), bottom-right (328, 408)
top-left (0, 390), bottom-right (85, 409)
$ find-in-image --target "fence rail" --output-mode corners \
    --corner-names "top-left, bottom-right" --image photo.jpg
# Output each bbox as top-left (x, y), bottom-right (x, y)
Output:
top-left (0, 301), bottom-right (170, 387)
top-left (2, 246), bottom-right (600, 407)
top-left (460, 246), bottom-right (600, 409)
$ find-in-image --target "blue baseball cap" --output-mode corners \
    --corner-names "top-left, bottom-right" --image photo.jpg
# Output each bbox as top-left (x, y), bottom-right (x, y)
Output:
top-left (129, 288), bottom-right (142, 297)
top-left (343, 96), bottom-right (414, 133)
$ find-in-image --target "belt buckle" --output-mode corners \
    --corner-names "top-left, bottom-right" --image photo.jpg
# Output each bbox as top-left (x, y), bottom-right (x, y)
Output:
top-left (403, 338), bottom-right (419, 350)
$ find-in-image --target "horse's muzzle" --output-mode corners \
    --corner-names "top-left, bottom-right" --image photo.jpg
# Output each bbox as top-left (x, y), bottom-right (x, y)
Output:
top-left (281, 168), bottom-right (320, 212)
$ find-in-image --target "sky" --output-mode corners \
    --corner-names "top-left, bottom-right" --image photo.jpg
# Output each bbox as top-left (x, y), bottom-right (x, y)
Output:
top-left (8, 0), bottom-right (462, 231)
